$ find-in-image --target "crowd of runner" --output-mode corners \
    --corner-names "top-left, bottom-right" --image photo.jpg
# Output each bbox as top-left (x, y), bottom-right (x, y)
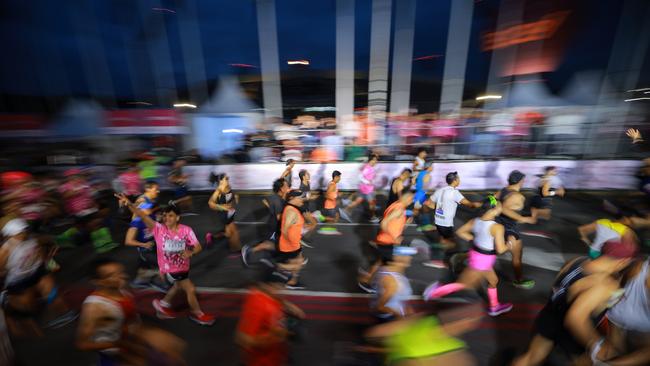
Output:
top-left (0, 148), bottom-right (649, 366)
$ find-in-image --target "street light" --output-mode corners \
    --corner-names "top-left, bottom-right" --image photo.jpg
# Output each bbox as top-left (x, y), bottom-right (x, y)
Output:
top-left (476, 95), bottom-right (502, 101)
top-left (173, 103), bottom-right (197, 108)
top-left (287, 60), bottom-right (310, 65)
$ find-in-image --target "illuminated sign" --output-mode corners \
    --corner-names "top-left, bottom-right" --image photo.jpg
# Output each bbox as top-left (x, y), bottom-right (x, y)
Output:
top-left (482, 11), bottom-right (570, 51)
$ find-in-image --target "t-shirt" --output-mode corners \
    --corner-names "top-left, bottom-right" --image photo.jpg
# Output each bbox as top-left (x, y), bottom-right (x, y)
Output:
top-left (266, 194), bottom-right (285, 237)
top-left (359, 164), bottom-right (376, 195)
top-left (237, 289), bottom-right (287, 366)
top-left (58, 181), bottom-right (94, 215)
top-left (130, 219), bottom-right (153, 247)
top-left (431, 186), bottom-right (465, 227)
top-left (118, 172), bottom-right (142, 196)
top-left (152, 223), bottom-right (198, 274)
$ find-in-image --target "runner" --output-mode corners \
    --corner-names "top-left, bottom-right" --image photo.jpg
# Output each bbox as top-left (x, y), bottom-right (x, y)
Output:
top-left (345, 154), bottom-right (380, 223)
top-left (297, 169), bottom-right (322, 245)
top-left (115, 194), bottom-right (216, 326)
top-left (512, 240), bottom-right (639, 366)
top-left (413, 162), bottom-right (434, 232)
top-left (495, 170), bottom-right (537, 289)
top-left (77, 258), bottom-right (187, 366)
top-left (530, 166), bottom-right (565, 221)
top-left (124, 182), bottom-right (164, 290)
top-left (241, 178), bottom-right (290, 266)
top-left (318, 170), bottom-right (343, 235)
top-left (0, 219), bottom-right (77, 335)
top-left (168, 158), bottom-right (193, 212)
top-left (235, 269), bottom-right (306, 366)
top-left (386, 169), bottom-right (412, 207)
top-left (208, 173), bottom-right (241, 252)
top-left (604, 257), bottom-right (650, 365)
top-left (411, 148), bottom-right (428, 186)
top-left (358, 191), bottom-right (414, 293)
top-left (281, 159), bottom-right (296, 188)
top-left (578, 211), bottom-right (636, 259)
top-left (371, 246), bottom-right (417, 322)
top-left (430, 172), bottom-right (481, 249)
top-left (423, 196), bottom-right (514, 317)
top-left (117, 161), bottom-right (142, 203)
top-left (276, 190), bottom-right (316, 289)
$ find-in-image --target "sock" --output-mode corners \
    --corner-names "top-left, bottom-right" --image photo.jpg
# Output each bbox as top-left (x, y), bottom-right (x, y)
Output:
top-left (487, 287), bottom-right (499, 308)
top-left (428, 283), bottom-right (465, 298)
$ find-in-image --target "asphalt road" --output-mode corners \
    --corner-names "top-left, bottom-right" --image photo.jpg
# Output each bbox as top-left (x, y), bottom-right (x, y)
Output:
top-left (11, 189), bottom-right (649, 366)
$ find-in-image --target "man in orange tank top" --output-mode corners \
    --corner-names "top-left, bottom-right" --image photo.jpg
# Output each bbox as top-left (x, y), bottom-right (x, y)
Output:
top-left (358, 192), bottom-right (414, 293)
top-left (277, 190), bottom-right (316, 289)
top-left (318, 171), bottom-right (343, 236)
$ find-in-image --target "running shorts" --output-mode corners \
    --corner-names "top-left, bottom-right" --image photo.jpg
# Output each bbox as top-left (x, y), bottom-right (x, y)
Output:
top-left (164, 272), bottom-right (189, 285)
top-left (467, 249), bottom-right (496, 271)
top-left (376, 244), bottom-right (394, 264)
top-left (323, 208), bottom-right (337, 218)
top-left (534, 301), bottom-right (586, 358)
top-left (276, 248), bottom-right (302, 263)
top-left (531, 195), bottom-right (553, 209)
top-left (435, 225), bottom-right (454, 239)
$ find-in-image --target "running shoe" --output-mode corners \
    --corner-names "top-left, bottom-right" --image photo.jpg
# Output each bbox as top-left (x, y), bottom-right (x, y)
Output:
top-left (286, 282), bottom-right (306, 290)
top-left (189, 312), bottom-right (216, 326)
top-left (358, 281), bottom-right (376, 294)
top-left (338, 208), bottom-right (352, 222)
top-left (300, 239), bottom-right (315, 248)
top-left (259, 257), bottom-right (275, 268)
top-left (512, 279), bottom-right (536, 290)
top-left (205, 232), bottom-right (213, 248)
top-left (422, 281), bottom-right (441, 300)
top-left (416, 224), bottom-right (436, 232)
top-left (152, 299), bottom-right (176, 319)
top-left (45, 311), bottom-right (79, 329)
top-left (302, 257), bottom-right (309, 266)
top-left (130, 279), bottom-right (151, 289)
top-left (241, 245), bottom-right (251, 267)
top-left (312, 210), bottom-right (327, 223)
top-left (369, 216), bottom-right (380, 224)
top-left (317, 227), bottom-right (341, 235)
top-left (422, 260), bottom-right (447, 269)
top-left (488, 303), bottom-right (513, 317)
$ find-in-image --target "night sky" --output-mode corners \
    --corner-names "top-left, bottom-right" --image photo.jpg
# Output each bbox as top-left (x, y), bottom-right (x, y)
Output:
top-left (0, 0), bottom-right (647, 109)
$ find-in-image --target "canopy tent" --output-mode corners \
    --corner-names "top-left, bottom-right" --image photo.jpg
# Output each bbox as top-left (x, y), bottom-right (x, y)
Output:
top-left (192, 77), bottom-right (262, 158)
top-left (50, 99), bottom-right (104, 138)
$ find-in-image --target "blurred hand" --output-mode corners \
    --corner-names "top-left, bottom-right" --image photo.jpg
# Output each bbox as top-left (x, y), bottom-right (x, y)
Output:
top-left (556, 187), bottom-right (566, 197)
top-left (522, 216), bottom-right (537, 225)
top-left (182, 249), bottom-right (193, 259)
top-left (627, 128), bottom-right (643, 143)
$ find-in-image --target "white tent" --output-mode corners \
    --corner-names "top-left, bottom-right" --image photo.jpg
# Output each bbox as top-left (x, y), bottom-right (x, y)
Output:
top-left (192, 77), bottom-right (263, 157)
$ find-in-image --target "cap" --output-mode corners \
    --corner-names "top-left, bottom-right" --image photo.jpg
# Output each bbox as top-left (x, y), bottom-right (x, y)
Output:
top-left (2, 218), bottom-right (28, 237)
top-left (287, 190), bottom-right (304, 199)
top-left (601, 238), bottom-right (639, 259)
top-left (393, 246), bottom-right (418, 256)
top-left (508, 170), bottom-right (526, 185)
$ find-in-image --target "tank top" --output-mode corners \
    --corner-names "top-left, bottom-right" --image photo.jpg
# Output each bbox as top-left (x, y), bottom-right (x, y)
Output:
top-left (472, 219), bottom-right (496, 254)
top-left (376, 201), bottom-right (406, 245)
top-left (608, 260), bottom-right (650, 332)
top-left (387, 178), bottom-right (402, 206)
top-left (279, 205), bottom-right (304, 252)
top-left (324, 182), bottom-right (338, 209)
top-left (415, 171), bottom-right (427, 194)
top-left (5, 238), bottom-right (42, 286)
top-left (372, 270), bottom-right (413, 318)
top-left (82, 292), bottom-right (137, 354)
top-left (299, 181), bottom-right (310, 199)
top-left (591, 219), bottom-right (627, 252)
top-left (133, 195), bottom-right (156, 222)
top-left (216, 189), bottom-right (236, 219)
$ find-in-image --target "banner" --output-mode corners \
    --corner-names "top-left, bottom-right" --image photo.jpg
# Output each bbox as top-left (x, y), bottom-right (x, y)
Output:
top-left (185, 159), bottom-right (642, 192)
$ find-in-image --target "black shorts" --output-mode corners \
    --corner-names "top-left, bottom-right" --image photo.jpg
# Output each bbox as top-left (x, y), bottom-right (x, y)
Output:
top-left (376, 244), bottom-right (394, 264)
top-left (164, 272), bottom-right (189, 285)
top-left (435, 225), bottom-right (455, 239)
top-left (496, 217), bottom-right (520, 241)
top-left (323, 208), bottom-right (337, 218)
top-left (276, 248), bottom-right (302, 263)
top-left (5, 265), bottom-right (48, 294)
top-left (531, 195), bottom-right (553, 209)
top-left (137, 248), bottom-right (158, 270)
top-left (534, 301), bottom-right (585, 358)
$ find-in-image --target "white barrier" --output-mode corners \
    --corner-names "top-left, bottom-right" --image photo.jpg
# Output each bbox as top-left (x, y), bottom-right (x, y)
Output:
top-left (185, 159), bottom-right (642, 191)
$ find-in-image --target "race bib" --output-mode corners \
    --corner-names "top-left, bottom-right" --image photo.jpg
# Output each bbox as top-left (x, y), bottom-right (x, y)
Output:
top-left (435, 207), bottom-right (444, 218)
top-left (163, 238), bottom-right (185, 252)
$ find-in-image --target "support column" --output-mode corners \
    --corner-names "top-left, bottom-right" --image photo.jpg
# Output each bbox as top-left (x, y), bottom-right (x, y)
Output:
top-left (367, 0), bottom-right (392, 120)
top-left (439, 0), bottom-right (474, 113)
top-left (389, 0), bottom-right (416, 115)
top-left (178, 0), bottom-right (209, 105)
top-left (256, 0), bottom-right (284, 119)
top-left (336, 0), bottom-right (355, 123)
